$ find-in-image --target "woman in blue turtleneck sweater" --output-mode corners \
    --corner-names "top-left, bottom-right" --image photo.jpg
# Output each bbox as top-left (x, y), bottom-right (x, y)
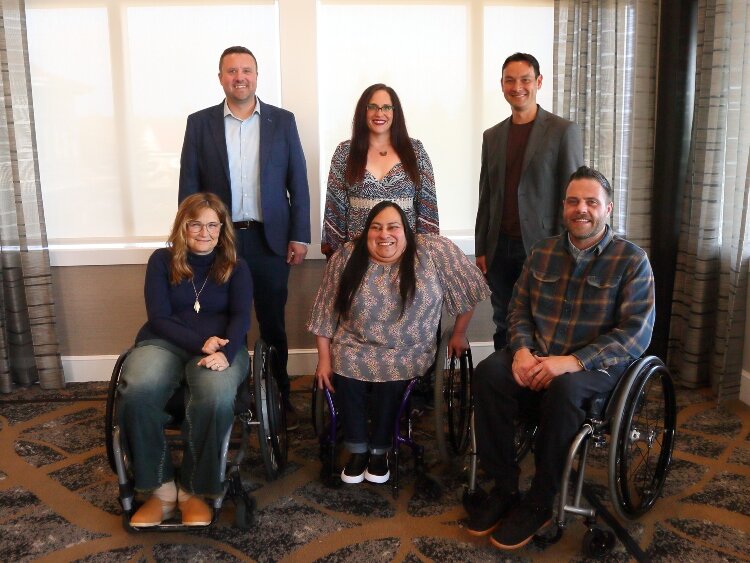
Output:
top-left (118, 193), bottom-right (251, 528)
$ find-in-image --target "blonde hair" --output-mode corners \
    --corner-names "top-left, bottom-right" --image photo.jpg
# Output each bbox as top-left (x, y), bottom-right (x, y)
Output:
top-left (167, 193), bottom-right (237, 285)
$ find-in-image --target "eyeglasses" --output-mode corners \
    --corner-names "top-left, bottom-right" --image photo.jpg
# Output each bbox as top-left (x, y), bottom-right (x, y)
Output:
top-left (366, 103), bottom-right (395, 113)
top-left (187, 221), bottom-right (222, 234)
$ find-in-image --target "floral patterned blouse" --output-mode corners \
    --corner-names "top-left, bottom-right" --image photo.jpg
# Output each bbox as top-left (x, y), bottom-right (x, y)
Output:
top-left (307, 235), bottom-right (489, 382)
top-left (321, 138), bottom-right (440, 257)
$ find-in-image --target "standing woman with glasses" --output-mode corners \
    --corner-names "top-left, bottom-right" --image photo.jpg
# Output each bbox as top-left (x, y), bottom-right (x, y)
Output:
top-left (118, 193), bottom-right (251, 528)
top-left (321, 83), bottom-right (439, 258)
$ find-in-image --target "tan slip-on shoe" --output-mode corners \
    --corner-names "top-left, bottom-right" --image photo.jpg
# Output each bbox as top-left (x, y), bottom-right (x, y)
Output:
top-left (130, 495), bottom-right (176, 527)
top-left (179, 495), bottom-right (212, 526)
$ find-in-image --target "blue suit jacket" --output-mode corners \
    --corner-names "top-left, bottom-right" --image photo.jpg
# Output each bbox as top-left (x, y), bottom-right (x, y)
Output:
top-left (178, 99), bottom-right (311, 257)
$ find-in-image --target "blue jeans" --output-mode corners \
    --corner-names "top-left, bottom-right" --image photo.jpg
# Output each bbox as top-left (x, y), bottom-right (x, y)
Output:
top-left (117, 339), bottom-right (248, 496)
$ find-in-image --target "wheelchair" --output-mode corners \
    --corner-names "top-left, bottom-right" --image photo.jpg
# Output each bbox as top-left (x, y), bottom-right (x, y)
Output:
top-left (433, 325), bottom-right (536, 501)
top-left (311, 369), bottom-right (441, 500)
top-left (432, 331), bottom-right (677, 558)
top-left (104, 339), bottom-right (288, 532)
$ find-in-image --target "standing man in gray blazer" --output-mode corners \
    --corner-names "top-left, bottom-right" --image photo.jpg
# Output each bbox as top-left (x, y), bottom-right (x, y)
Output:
top-left (475, 53), bottom-right (583, 350)
top-left (179, 46), bottom-right (311, 429)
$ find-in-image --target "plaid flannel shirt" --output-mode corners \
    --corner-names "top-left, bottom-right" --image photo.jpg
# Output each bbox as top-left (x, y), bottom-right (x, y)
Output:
top-left (508, 226), bottom-right (655, 371)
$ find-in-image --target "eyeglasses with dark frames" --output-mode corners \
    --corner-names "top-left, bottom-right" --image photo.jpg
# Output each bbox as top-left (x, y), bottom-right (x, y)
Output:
top-left (366, 103), bottom-right (395, 113)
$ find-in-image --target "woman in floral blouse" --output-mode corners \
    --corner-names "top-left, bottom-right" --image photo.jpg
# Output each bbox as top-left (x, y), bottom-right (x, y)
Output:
top-left (308, 201), bottom-right (488, 484)
top-left (321, 83), bottom-right (440, 258)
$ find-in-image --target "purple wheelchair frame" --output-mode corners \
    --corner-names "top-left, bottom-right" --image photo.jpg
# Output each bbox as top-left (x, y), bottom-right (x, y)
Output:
top-left (317, 376), bottom-right (429, 499)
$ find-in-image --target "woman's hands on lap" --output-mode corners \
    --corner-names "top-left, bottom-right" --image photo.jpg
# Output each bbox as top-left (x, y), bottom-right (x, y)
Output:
top-left (202, 336), bottom-right (228, 354)
top-left (198, 351), bottom-right (229, 371)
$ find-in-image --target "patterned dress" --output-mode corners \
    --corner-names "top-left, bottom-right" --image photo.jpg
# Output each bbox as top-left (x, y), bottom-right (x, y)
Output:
top-left (321, 138), bottom-right (440, 257)
top-left (307, 235), bottom-right (489, 382)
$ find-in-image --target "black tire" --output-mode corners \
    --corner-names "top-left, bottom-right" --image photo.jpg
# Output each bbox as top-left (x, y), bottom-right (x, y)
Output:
top-left (311, 378), bottom-right (321, 435)
top-left (609, 356), bottom-right (676, 519)
top-left (434, 325), bottom-right (473, 461)
top-left (234, 493), bottom-right (256, 529)
top-left (582, 527), bottom-right (616, 557)
top-left (264, 345), bottom-right (288, 469)
top-left (253, 339), bottom-right (285, 480)
top-left (433, 325), bottom-right (453, 463)
top-left (311, 379), bottom-right (334, 439)
top-left (446, 350), bottom-right (472, 454)
top-left (105, 350), bottom-right (130, 474)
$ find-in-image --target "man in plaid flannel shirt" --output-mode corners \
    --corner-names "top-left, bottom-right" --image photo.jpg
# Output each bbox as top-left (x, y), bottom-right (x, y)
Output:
top-left (467, 166), bottom-right (655, 551)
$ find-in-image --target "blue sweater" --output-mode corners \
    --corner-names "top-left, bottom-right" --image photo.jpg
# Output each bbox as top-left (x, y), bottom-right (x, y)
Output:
top-left (135, 247), bottom-right (252, 363)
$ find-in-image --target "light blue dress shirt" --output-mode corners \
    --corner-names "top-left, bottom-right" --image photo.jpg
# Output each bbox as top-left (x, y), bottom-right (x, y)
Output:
top-left (224, 99), bottom-right (261, 222)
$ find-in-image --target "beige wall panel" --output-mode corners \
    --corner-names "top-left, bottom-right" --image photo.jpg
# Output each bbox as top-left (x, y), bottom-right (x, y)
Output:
top-left (52, 259), bottom-right (493, 357)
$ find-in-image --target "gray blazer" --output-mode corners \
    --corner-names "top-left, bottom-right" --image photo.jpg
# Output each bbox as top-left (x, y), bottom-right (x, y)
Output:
top-left (475, 106), bottom-right (583, 266)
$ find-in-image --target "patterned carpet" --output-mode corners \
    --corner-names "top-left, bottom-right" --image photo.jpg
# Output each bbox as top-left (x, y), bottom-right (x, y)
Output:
top-left (1, 376), bottom-right (749, 562)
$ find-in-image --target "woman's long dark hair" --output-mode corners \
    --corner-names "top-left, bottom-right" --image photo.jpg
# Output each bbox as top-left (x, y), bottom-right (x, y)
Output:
top-left (334, 201), bottom-right (417, 319)
top-left (345, 84), bottom-right (420, 186)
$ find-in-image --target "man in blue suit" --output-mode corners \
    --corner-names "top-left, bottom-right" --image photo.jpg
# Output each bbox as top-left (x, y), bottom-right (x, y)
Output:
top-left (179, 46), bottom-right (311, 428)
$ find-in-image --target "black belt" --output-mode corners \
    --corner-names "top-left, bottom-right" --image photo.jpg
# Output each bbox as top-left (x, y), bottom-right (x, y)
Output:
top-left (232, 220), bottom-right (262, 230)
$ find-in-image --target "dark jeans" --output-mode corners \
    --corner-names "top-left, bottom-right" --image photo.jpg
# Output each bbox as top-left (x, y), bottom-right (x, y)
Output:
top-left (473, 349), bottom-right (625, 506)
top-left (486, 234), bottom-right (527, 350)
top-left (335, 376), bottom-right (409, 455)
top-left (236, 225), bottom-right (291, 398)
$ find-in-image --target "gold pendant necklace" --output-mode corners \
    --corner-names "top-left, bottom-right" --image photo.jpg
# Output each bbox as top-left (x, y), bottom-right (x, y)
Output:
top-left (191, 274), bottom-right (209, 313)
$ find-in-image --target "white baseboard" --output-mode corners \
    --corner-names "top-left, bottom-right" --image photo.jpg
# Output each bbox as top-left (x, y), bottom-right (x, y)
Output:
top-left (741, 369), bottom-right (750, 406)
top-left (61, 342), bottom-right (497, 383)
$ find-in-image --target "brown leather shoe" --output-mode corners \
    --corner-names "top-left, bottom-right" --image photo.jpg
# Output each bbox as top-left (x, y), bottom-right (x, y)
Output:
top-left (130, 495), bottom-right (176, 527)
top-left (179, 495), bottom-right (212, 526)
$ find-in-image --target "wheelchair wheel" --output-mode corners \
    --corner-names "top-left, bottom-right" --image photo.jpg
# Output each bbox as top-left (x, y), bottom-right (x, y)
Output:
top-left (105, 350), bottom-right (130, 474)
top-left (253, 339), bottom-right (287, 480)
top-left (434, 326), bottom-right (472, 462)
top-left (234, 492), bottom-right (256, 529)
top-left (609, 356), bottom-right (676, 519)
top-left (582, 527), bottom-right (616, 557)
top-left (265, 345), bottom-right (288, 469)
top-left (311, 380), bottom-right (327, 438)
top-left (447, 350), bottom-right (472, 454)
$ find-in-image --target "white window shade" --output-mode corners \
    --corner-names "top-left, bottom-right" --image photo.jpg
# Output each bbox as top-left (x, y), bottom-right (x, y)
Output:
top-left (24, 0), bottom-right (554, 264)
top-left (26, 1), bottom-right (280, 242)
top-left (317, 1), bottom-right (554, 239)
top-left (317, 3), bottom-right (473, 235)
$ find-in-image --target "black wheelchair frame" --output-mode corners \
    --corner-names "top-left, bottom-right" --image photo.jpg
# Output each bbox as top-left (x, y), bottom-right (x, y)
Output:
top-left (432, 324), bottom-right (677, 558)
top-left (104, 339), bottom-right (288, 531)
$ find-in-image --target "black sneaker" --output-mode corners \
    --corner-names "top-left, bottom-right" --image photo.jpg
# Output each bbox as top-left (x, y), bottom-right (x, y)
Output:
top-left (341, 453), bottom-right (369, 484)
top-left (364, 453), bottom-right (390, 483)
top-left (466, 488), bottom-right (520, 536)
top-left (490, 498), bottom-right (552, 550)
